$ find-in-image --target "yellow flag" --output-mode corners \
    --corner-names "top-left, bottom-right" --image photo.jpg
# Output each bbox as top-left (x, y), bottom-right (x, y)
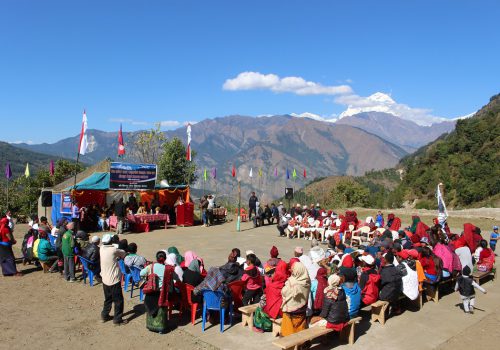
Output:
top-left (25, 163), bottom-right (30, 178)
top-left (258, 168), bottom-right (263, 177)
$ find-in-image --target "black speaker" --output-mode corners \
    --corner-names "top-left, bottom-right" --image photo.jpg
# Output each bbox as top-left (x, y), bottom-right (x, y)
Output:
top-left (285, 187), bottom-right (294, 199)
top-left (41, 191), bottom-right (52, 207)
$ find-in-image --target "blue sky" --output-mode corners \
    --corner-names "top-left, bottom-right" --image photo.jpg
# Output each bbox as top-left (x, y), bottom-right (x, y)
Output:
top-left (1, 0), bottom-right (499, 143)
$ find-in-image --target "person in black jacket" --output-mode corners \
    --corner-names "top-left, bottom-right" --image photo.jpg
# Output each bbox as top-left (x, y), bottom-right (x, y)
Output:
top-left (82, 236), bottom-right (101, 279)
top-left (311, 274), bottom-right (350, 329)
top-left (248, 192), bottom-right (258, 220)
top-left (220, 250), bottom-right (243, 283)
top-left (379, 252), bottom-right (403, 314)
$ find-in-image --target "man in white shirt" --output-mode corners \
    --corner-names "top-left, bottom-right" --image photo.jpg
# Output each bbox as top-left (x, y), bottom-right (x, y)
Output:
top-left (100, 234), bottom-right (127, 325)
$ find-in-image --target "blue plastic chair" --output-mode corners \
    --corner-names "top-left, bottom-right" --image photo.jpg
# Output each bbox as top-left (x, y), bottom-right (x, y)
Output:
top-left (79, 257), bottom-right (95, 287)
top-left (129, 266), bottom-right (144, 301)
top-left (118, 260), bottom-right (132, 291)
top-left (48, 235), bottom-right (57, 249)
top-left (201, 290), bottom-right (233, 333)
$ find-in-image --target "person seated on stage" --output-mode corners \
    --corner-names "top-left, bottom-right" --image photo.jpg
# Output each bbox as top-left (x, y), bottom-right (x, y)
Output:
top-left (155, 206), bottom-right (161, 215)
top-left (124, 243), bottom-right (147, 270)
top-left (136, 203), bottom-right (147, 215)
top-left (97, 212), bottom-right (108, 231)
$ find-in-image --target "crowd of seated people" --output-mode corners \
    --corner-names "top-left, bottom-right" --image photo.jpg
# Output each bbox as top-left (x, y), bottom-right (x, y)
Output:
top-left (2, 209), bottom-right (497, 339)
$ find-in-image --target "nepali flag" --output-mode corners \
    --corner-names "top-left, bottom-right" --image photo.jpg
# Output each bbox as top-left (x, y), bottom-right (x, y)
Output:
top-left (186, 123), bottom-right (192, 161)
top-left (118, 124), bottom-right (125, 156)
top-left (78, 109), bottom-right (88, 155)
top-left (232, 164), bottom-right (236, 177)
top-left (303, 168), bottom-right (307, 178)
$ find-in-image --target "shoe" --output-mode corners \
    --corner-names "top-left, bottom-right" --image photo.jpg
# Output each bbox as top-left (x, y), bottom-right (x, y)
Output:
top-left (252, 326), bottom-right (264, 333)
top-left (114, 319), bottom-right (129, 326)
top-left (101, 315), bottom-right (112, 323)
top-left (469, 310), bottom-right (474, 315)
top-left (68, 279), bottom-right (76, 283)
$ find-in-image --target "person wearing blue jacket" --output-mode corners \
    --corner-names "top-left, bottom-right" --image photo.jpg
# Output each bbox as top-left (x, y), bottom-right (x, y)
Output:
top-left (339, 266), bottom-right (361, 318)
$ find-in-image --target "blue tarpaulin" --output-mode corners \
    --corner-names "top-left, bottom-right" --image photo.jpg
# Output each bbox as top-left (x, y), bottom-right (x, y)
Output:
top-left (65, 172), bottom-right (110, 191)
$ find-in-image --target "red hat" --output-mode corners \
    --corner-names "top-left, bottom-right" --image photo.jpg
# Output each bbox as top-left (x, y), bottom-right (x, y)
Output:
top-left (398, 250), bottom-right (409, 260)
top-left (341, 254), bottom-right (354, 268)
top-left (270, 246), bottom-right (279, 258)
top-left (407, 249), bottom-right (419, 259)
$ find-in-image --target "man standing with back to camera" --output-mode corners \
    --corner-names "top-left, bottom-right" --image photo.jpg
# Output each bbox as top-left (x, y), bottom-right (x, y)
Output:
top-left (248, 191), bottom-right (258, 220)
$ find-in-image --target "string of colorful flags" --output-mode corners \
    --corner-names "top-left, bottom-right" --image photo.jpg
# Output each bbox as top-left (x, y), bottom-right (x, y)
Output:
top-left (199, 165), bottom-right (308, 181)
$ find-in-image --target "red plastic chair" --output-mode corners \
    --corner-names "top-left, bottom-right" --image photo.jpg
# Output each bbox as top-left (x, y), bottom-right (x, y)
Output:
top-left (179, 282), bottom-right (200, 325)
top-left (228, 280), bottom-right (246, 309)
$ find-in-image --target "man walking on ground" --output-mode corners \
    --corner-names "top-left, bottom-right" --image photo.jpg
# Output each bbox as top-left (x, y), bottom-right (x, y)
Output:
top-left (248, 192), bottom-right (258, 220)
top-left (100, 233), bottom-right (127, 325)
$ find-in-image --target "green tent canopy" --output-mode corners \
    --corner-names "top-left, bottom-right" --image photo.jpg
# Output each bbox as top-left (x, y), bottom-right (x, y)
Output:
top-left (65, 172), bottom-right (110, 191)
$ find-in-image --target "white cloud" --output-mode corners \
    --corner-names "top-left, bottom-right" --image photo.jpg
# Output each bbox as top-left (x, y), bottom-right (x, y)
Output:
top-left (159, 120), bottom-right (181, 128)
top-left (223, 71), bottom-right (451, 126)
top-left (223, 71), bottom-right (352, 96)
top-left (11, 140), bottom-right (34, 145)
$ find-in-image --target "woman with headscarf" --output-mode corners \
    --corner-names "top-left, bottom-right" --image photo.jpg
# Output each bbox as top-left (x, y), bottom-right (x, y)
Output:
top-left (166, 253), bottom-right (184, 282)
top-left (167, 246), bottom-right (184, 265)
top-left (140, 251), bottom-right (174, 333)
top-left (310, 274), bottom-right (350, 331)
top-left (312, 267), bottom-right (328, 313)
top-left (410, 216), bottom-right (421, 234)
top-left (184, 250), bottom-right (205, 273)
top-left (0, 217), bottom-right (21, 276)
top-left (183, 259), bottom-right (204, 303)
top-left (280, 262), bottom-right (311, 336)
top-left (252, 260), bottom-right (288, 332)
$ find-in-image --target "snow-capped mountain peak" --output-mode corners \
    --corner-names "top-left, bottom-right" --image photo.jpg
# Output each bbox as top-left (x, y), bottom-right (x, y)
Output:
top-left (290, 112), bottom-right (337, 123)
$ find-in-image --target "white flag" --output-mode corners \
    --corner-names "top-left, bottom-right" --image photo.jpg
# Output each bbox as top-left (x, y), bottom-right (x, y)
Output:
top-left (78, 110), bottom-right (88, 155)
top-left (249, 167), bottom-right (253, 178)
top-left (186, 123), bottom-right (192, 161)
top-left (436, 184), bottom-right (448, 225)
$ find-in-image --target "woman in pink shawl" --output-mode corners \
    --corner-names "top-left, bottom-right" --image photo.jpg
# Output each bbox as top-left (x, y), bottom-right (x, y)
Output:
top-left (183, 250), bottom-right (205, 273)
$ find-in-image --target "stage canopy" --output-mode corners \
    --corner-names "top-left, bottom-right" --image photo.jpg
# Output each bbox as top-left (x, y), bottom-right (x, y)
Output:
top-left (65, 172), bottom-right (110, 191)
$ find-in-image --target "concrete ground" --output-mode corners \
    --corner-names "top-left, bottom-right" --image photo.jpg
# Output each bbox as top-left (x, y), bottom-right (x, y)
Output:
top-left (3, 218), bottom-right (499, 350)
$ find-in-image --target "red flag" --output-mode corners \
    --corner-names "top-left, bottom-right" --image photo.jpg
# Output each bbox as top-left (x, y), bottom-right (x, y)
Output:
top-left (232, 164), bottom-right (236, 177)
top-left (303, 168), bottom-right (307, 178)
top-left (118, 124), bottom-right (125, 156)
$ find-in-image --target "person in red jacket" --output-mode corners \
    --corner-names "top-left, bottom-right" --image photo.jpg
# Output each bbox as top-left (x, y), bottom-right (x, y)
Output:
top-left (358, 254), bottom-right (380, 306)
top-left (241, 253), bottom-right (263, 305)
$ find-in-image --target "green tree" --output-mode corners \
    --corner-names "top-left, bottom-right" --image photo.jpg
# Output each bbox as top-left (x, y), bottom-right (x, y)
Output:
top-left (131, 123), bottom-right (166, 164)
top-left (329, 179), bottom-right (370, 208)
top-left (157, 137), bottom-right (197, 186)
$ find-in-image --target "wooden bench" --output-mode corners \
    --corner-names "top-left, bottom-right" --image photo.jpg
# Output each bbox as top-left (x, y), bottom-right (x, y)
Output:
top-left (239, 303), bottom-right (259, 329)
top-left (424, 277), bottom-right (456, 303)
top-left (472, 268), bottom-right (496, 284)
top-left (272, 317), bottom-right (361, 350)
top-left (239, 304), bottom-right (283, 336)
top-left (370, 292), bottom-right (423, 325)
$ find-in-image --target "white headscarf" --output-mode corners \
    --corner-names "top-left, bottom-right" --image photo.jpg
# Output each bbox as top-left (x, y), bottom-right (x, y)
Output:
top-left (299, 255), bottom-right (320, 280)
top-left (166, 253), bottom-right (184, 281)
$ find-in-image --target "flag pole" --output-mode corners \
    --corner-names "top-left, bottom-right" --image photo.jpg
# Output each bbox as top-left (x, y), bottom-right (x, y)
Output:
top-left (6, 178), bottom-right (9, 211)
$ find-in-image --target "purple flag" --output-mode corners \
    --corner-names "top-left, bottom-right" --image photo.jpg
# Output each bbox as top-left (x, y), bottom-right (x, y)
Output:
top-left (211, 167), bottom-right (217, 179)
top-left (5, 163), bottom-right (12, 180)
top-left (50, 160), bottom-right (55, 176)
top-left (274, 167), bottom-right (278, 177)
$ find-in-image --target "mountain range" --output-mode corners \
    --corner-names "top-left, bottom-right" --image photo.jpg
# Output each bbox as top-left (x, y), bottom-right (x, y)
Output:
top-left (11, 110), bottom-right (456, 200)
